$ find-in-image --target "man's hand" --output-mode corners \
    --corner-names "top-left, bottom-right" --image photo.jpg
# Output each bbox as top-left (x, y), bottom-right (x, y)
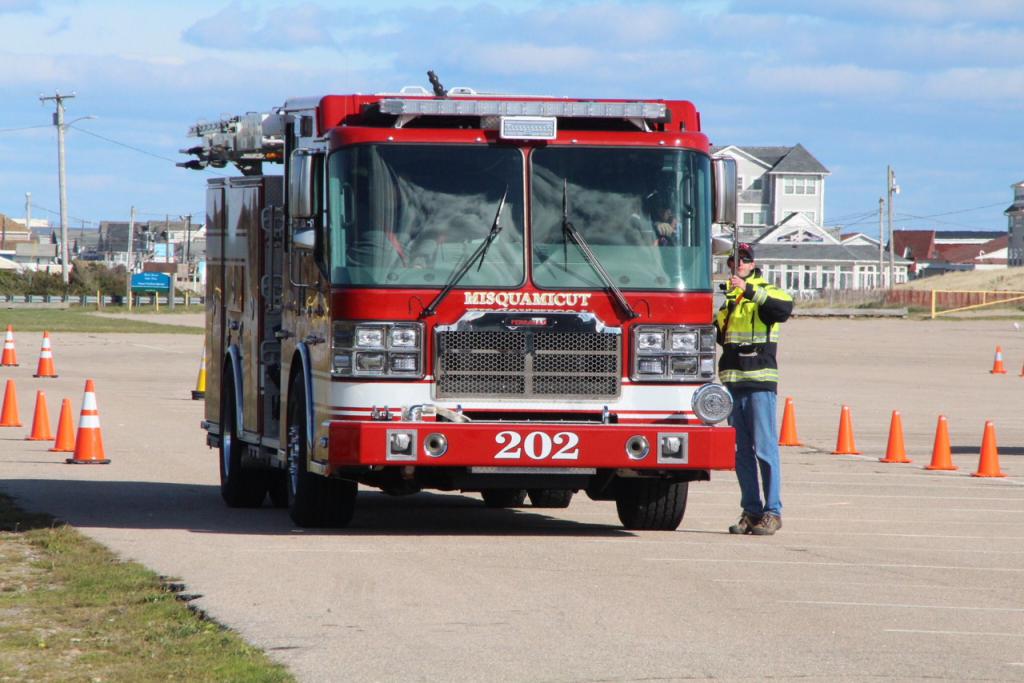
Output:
top-left (730, 275), bottom-right (746, 292)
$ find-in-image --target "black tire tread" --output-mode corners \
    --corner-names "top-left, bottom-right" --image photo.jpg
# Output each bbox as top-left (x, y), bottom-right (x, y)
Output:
top-left (481, 489), bottom-right (527, 508)
top-left (287, 377), bottom-right (357, 528)
top-left (220, 380), bottom-right (267, 508)
top-left (527, 489), bottom-right (574, 508)
top-left (615, 480), bottom-right (689, 531)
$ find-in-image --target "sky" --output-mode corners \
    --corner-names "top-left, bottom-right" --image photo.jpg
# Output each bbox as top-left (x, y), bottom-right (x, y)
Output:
top-left (1, 0), bottom-right (1022, 238)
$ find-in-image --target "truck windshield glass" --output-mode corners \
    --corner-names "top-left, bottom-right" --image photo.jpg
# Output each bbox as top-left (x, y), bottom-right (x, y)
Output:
top-left (531, 147), bottom-right (711, 291)
top-left (328, 145), bottom-right (525, 287)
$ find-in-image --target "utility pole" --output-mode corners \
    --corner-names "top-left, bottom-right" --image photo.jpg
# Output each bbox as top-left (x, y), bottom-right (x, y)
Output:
top-left (886, 165), bottom-right (898, 288)
top-left (40, 91), bottom-right (75, 285)
top-left (25, 192), bottom-right (32, 239)
top-left (182, 214), bottom-right (192, 265)
top-left (877, 197), bottom-right (885, 288)
top-left (126, 206), bottom-right (135, 311)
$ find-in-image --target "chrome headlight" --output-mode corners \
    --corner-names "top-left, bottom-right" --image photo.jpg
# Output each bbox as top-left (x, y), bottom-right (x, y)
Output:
top-left (692, 383), bottom-right (732, 424)
top-left (633, 325), bottom-right (716, 382)
top-left (334, 321), bottom-right (424, 378)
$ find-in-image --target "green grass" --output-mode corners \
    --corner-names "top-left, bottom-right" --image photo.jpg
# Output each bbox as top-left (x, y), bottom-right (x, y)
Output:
top-left (0, 308), bottom-right (202, 334)
top-left (0, 494), bottom-right (293, 682)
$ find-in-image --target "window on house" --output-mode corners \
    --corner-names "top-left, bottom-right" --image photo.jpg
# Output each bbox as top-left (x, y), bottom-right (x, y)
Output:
top-left (742, 210), bottom-right (768, 225)
top-left (786, 268), bottom-right (801, 290)
top-left (801, 211), bottom-right (817, 224)
top-left (737, 176), bottom-right (744, 191)
top-left (783, 177), bottom-right (818, 195)
top-left (750, 177), bottom-right (763, 190)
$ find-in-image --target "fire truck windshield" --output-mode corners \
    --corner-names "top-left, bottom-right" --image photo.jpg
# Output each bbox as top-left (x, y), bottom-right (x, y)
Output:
top-left (531, 147), bottom-right (712, 291)
top-left (328, 144), bottom-right (525, 288)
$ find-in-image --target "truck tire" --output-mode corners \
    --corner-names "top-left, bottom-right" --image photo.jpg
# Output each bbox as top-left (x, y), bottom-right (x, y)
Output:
top-left (481, 489), bottom-right (527, 508)
top-left (527, 489), bottom-right (574, 508)
top-left (219, 379), bottom-right (267, 508)
top-left (615, 479), bottom-right (689, 531)
top-left (266, 471), bottom-right (289, 508)
top-left (287, 376), bottom-right (356, 528)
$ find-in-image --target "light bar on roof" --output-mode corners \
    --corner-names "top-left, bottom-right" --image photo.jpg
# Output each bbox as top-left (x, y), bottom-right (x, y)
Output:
top-left (379, 98), bottom-right (667, 121)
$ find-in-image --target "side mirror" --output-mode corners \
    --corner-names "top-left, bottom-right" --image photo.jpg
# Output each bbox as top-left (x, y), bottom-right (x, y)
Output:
top-left (712, 156), bottom-right (738, 226)
top-left (288, 148), bottom-right (321, 219)
top-left (292, 228), bottom-right (315, 250)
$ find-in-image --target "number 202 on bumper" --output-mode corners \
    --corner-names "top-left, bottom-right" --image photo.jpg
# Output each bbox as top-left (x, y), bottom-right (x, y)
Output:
top-left (329, 422), bottom-right (735, 470)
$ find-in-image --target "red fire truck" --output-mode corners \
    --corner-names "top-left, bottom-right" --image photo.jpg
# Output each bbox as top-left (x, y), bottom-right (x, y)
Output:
top-left (182, 77), bottom-right (739, 530)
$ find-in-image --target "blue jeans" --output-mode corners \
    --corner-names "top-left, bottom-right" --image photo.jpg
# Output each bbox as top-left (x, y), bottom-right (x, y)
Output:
top-left (728, 388), bottom-right (782, 517)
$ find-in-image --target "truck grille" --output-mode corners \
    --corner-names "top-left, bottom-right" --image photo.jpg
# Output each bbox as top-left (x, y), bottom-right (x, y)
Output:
top-left (435, 313), bottom-right (621, 400)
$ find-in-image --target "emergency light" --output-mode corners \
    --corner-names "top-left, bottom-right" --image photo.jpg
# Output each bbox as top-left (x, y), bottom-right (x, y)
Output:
top-left (499, 116), bottom-right (557, 141)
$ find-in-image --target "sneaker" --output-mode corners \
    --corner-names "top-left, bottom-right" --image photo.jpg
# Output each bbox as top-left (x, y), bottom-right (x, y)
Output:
top-left (728, 512), bottom-right (762, 535)
top-left (750, 513), bottom-right (782, 536)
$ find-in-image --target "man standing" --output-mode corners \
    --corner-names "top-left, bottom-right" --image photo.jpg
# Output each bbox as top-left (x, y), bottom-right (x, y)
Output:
top-left (715, 243), bottom-right (793, 536)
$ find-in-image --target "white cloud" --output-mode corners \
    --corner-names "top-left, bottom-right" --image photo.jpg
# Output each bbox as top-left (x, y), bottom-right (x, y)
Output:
top-left (182, 2), bottom-right (338, 51)
top-left (921, 67), bottom-right (1024, 102)
top-left (471, 43), bottom-right (601, 76)
top-left (746, 64), bottom-right (909, 97)
top-left (731, 0), bottom-right (1021, 23)
top-left (0, 0), bottom-right (40, 13)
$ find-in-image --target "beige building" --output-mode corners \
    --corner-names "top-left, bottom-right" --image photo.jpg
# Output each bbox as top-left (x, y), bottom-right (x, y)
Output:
top-left (1006, 180), bottom-right (1024, 267)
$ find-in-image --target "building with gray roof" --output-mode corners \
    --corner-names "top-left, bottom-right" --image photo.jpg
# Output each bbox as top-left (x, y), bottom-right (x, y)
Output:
top-left (710, 144), bottom-right (830, 243)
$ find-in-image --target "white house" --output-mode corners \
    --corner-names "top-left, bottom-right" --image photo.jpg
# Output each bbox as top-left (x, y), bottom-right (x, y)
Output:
top-left (710, 144), bottom-right (830, 242)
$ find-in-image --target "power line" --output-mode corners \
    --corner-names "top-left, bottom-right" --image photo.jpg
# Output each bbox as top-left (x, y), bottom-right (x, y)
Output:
top-left (895, 201), bottom-right (1008, 221)
top-left (896, 212), bottom-right (1001, 231)
top-left (67, 123), bottom-right (228, 176)
top-left (0, 124), bottom-right (52, 134)
top-left (29, 201), bottom-right (99, 227)
top-left (67, 124), bottom-right (180, 164)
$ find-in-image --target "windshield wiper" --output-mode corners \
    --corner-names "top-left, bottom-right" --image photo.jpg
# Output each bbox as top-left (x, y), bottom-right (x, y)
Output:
top-left (561, 179), bottom-right (639, 320)
top-left (420, 187), bottom-right (509, 319)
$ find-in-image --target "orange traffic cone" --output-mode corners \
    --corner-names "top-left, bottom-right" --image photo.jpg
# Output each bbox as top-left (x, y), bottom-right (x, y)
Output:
top-left (832, 405), bottom-right (860, 454)
top-left (33, 331), bottom-right (58, 378)
top-left (971, 421), bottom-right (1005, 478)
top-left (26, 390), bottom-right (53, 441)
top-left (925, 415), bottom-right (957, 471)
top-left (66, 380), bottom-right (109, 465)
top-left (879, 410), bottom-right (911, 463)
top-left (50, 399), bottom-right (75, 452)
top-left (0, 379), bottom-right (21, 427)
top-left (778, 397), bottom-right (803, 446)
top-left (0, 325), bottom-right (17, 366)
top-left (990, 346), bottom-right (1007, 374)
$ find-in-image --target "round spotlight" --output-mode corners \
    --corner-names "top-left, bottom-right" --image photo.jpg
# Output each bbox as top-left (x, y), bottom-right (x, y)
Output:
top-left (423, 433), bottom-right (448, 458)
top-left (625, 435), bottom-right (650, 460)
top-left (692, 383), bottom-right (733, 424)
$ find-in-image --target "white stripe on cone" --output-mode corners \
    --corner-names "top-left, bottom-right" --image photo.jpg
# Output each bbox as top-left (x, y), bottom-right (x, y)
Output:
top-left (82, 392), bottom-right (98, 411)
top-left (78, 414), bottom-right (101, 429)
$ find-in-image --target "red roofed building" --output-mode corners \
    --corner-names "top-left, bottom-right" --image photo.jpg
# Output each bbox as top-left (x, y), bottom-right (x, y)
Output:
top-left (893, 229), bottom-right (1008, 278)
top-left (939, 235), bottom-right (1009, 270)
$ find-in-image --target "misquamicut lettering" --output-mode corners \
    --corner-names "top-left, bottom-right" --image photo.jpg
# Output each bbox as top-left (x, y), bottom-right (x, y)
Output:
top-left (463, 291), bottom-right (593, 308)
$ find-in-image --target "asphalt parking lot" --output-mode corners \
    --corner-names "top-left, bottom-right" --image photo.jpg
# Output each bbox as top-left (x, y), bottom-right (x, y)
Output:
top-left (1, 317), bottom-right (1022, 681)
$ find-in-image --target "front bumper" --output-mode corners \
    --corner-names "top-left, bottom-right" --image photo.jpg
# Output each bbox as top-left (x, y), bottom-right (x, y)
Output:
top-left (327, 420), bottom-right (734, 471)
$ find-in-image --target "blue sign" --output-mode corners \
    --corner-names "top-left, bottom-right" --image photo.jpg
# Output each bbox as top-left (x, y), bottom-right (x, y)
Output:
top-left (131, 272), bottom-right (171, 292)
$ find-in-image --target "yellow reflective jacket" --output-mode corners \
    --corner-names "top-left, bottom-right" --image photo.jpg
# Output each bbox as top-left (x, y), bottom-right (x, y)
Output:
top-left (714, 271), bottom-right (793, 391)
